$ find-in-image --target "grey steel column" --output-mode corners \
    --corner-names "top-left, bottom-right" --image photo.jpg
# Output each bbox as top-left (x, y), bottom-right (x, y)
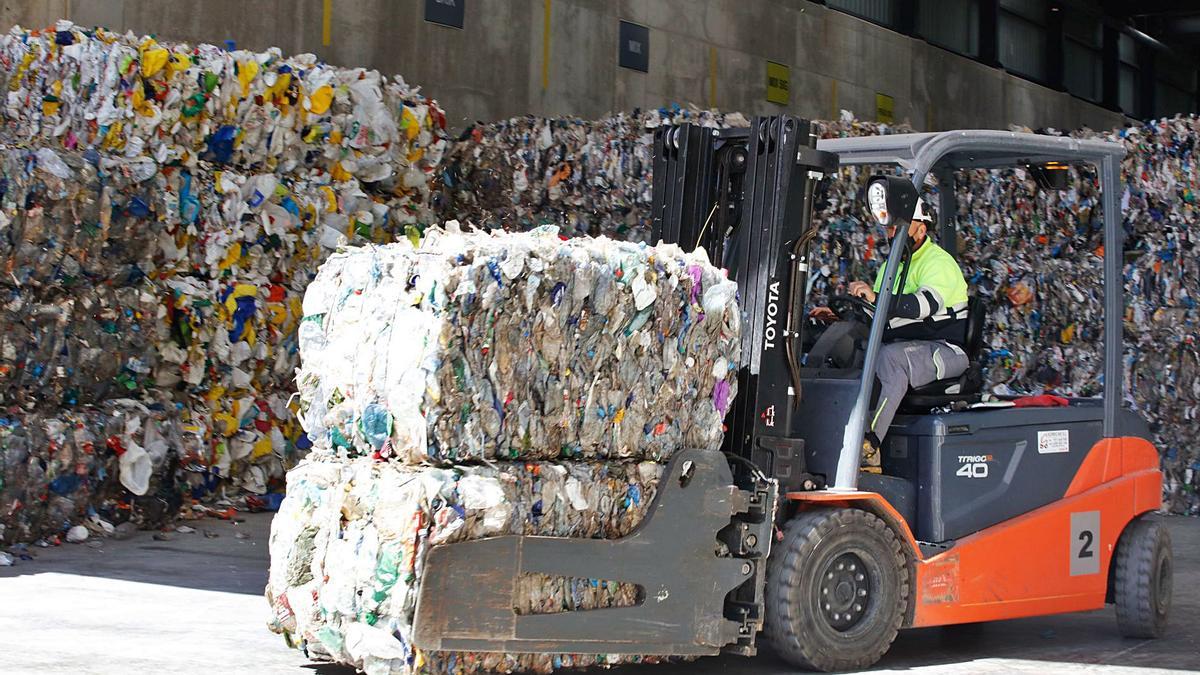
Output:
top-left (935, 168), bottom-right (958, 259)
top-left (832, 175), bottom-right (921, 491)
top-left (1102, 154), bottom-right (1122, 437)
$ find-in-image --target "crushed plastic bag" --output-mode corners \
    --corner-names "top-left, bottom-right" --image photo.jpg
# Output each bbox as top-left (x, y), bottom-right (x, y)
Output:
top-left (118, 441), bottom-right (152, 496)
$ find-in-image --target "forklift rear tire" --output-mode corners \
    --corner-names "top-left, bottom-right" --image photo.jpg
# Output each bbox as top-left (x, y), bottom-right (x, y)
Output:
top-left (1113, 516), bottom-right (1172, 639)
top-left (765, 507), bottom-right (909, 672)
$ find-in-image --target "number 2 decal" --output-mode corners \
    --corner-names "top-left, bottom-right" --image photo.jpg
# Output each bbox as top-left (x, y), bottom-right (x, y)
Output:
top-left (1070, 511), bottom-right (1100, 575)
top-left (1077, 530), bottom-right (1095, 558)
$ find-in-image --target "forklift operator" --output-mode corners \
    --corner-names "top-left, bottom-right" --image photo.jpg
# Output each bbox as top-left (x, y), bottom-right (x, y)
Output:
top-left (813, 198), bottom-right (970, 469)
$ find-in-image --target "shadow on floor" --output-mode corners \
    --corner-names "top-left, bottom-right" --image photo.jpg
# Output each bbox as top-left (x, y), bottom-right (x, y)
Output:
top-left (3, 511), bottom-right (1197, 673)
top-left (602, 517), bottom-right (1200, 673)
top-left (302, 664), bottom-right (358, 674)
top-left (0, 511), bottom-right (276, 595)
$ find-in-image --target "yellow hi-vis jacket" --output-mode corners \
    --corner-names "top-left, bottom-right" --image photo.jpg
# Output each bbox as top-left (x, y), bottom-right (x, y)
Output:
top-left (872, 237), bottom-right (970, 344)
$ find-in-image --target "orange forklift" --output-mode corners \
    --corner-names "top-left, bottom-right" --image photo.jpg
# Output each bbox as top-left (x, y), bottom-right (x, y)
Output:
top-left (411, 118), bottom-right (1172, 671)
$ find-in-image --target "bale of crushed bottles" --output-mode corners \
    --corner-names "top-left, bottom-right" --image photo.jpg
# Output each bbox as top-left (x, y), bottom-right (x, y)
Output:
top-left (949, 119), bottom-right (1200, 515)
top-left (266, 452), bottom-right (668, 675)
top-left (0, 286), bottom-right (164, 407)
top-left (0, 396), bottom-right (189, 545)
top-left (801, 113), bottom-right (1200, 514)
top-left (436, 108), bottom-right (749, 241)
top-left (295, 223), bottom-right (741, 464)
top-left (0, 21), bottom-right (447, 188)
top-left (0, 19), bottom-right (449, 545)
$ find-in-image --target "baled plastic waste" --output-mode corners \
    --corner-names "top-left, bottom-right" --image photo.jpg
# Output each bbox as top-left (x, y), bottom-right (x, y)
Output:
top-left (0, 396), bottom-right (183, 544)
top-left (0, 21), bottom-right (447, 186)
top-left (266, 453), bottom-right (671, 675)
top-left (295, 223), bottom-right (741, 464)
top-left (0, 20), bottom-right (449, 545)
top-left (437, 108), bottom-right (749, 241)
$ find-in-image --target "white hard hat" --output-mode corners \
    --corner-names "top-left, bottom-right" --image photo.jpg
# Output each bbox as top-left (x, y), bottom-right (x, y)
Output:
top-left (913, 197), bottom-right (933, 223)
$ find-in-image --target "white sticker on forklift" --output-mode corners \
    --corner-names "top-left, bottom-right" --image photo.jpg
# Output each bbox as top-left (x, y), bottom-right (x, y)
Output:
top-left (1037, 430), bottom-right (1070, 454)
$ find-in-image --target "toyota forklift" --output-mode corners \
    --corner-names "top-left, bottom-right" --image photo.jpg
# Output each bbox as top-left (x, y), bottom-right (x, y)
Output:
top-left (412, 117), bottom-right (1172, 672)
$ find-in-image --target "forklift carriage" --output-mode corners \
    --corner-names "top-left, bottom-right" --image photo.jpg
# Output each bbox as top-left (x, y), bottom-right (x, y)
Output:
top-left (412, 119), bottom-right (1172, 672)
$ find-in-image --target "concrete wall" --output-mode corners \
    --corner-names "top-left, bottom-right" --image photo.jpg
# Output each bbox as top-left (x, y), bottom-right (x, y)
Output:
top-left (0, 0), bottom-right (1127, 132)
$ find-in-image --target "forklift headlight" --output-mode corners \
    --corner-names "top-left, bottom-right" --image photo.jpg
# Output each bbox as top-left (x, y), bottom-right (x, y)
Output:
top-left (867, 181), bottom-right (888, 225)
top-left (866, 175), bottom-right (919, 229)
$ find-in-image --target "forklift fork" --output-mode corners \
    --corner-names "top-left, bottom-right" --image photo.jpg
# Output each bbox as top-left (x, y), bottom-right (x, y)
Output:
top-left (412, 449), bottom-right (777, 656)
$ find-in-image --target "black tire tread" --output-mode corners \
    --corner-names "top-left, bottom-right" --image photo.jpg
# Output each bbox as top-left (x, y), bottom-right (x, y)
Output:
top-left (765, 507), bottom-right (910, 672)
top-left (1113, 516), bottom-right (1171, 639)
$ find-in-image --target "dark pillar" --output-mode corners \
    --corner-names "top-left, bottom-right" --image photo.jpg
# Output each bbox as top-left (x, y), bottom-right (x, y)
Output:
top-left (1137, 44), bottom-right (1155, 120)
top-left (979, 0), bottom-right (1000, 67)
top-left (1102, 24), bottom-right (1121, 111)
top-left (1194, 49), bottom-right (1200, 114)
top-left (1045, 3), bottom-right (1065, 91)
top-left (896, 0), bottom-right (917, 37)
top-left (1195, 66), bottom-right (1200, 114)
top-left (934, 168), bottom-right (958, 259)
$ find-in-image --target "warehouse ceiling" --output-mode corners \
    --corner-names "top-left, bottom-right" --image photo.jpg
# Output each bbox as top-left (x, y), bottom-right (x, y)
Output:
top-left (1100, 0), bottom-right (1200, 51)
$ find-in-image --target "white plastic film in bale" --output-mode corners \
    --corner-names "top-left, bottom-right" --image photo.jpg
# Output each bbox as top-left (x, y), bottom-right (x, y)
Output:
top-left (295, 224), bottom-right (740, 464)
top-left (266, 454), bottom-right (672, 674)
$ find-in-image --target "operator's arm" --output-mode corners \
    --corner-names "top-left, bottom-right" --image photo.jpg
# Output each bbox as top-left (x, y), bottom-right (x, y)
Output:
top-left (888, 285), bottom-right (946, 321)
top-left (863, 273), bottom-right (942, 321)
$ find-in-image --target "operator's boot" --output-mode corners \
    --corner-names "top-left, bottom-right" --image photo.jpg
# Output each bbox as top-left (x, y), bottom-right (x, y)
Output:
top-left (860, 432), bottom-right (882, 474)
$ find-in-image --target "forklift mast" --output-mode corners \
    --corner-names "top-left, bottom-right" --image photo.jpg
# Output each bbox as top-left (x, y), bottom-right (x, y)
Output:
top-left (652, 116), bottom-right (839, 489)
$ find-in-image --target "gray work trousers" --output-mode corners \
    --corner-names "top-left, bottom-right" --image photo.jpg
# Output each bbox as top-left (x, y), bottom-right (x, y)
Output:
top-left (870, 340), bottom-right (969, 441)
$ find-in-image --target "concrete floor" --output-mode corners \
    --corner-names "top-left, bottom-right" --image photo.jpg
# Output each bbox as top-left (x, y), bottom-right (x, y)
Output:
top-left (0, 514), bottom-right (1196, 674)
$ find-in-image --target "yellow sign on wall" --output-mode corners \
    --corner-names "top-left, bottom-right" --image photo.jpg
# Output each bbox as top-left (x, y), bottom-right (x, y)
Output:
top-left (767, 61), bottom-right (790, 105)
top-left (876, 92), bottom-right (894, 124)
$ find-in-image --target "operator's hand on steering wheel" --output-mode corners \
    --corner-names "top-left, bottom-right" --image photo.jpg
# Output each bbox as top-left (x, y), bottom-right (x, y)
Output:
top-left (808, 306), bottom-right (838, 322)
top-left (848, 281), bottom-right (877, 303)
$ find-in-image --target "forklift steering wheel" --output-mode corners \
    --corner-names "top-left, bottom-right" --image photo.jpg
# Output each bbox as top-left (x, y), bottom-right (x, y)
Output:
top-left (828, 294), bottom-right (876, 324)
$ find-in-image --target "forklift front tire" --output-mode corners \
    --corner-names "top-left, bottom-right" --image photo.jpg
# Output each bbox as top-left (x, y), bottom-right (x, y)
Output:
top-left (765, 507), bottom-right (909, 672)
top-left (1113, 515), bottom-right (1172, 639)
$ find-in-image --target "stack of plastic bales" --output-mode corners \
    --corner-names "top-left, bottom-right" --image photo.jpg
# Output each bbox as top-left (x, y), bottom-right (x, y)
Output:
top-left (796, 114), bottom-right (1200, 514)
top-left (0, 20), bottom-right (448, 545)
top-left (947, 119), bottom-right (1200, 515)
top-left (802, 113), bottom-right (914, 306)
top-left (1111, 118), bottom-right (1200, 514)
top-left (440, 105), bottom-right (1199, 514)
top-left (0, 146), bottom-right (184, 543)
top-left (437, 107), bottom-right (749, 240)
top-left (266, 223), bottom-right (741, 673)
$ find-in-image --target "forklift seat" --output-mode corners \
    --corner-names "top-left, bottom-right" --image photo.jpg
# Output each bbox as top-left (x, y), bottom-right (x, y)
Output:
top-left (898, 295), bottom-right (987, 411)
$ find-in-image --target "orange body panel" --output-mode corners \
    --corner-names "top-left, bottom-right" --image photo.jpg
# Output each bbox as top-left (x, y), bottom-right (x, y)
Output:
top-left (784, 437), bottom-right (1162, 628)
